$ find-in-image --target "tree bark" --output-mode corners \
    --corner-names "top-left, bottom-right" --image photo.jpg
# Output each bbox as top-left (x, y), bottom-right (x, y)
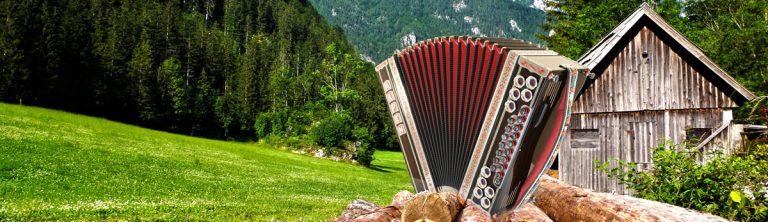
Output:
top-left (532, 175), bottom-right (730, 222)
top-left (349, 206), bottom-right (401, 222)
top-left (331, 199), bottom-right (379, 222)
top-left (495, 203), bottom-right (552, 222)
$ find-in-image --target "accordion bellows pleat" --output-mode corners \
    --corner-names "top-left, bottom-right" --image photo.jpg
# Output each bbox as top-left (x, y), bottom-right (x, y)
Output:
top-left (376, 36), bottom-right (589, 214)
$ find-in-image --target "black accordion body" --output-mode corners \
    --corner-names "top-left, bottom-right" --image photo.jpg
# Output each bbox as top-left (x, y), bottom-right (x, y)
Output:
top-left (376, 37), bottom-right (588, 214)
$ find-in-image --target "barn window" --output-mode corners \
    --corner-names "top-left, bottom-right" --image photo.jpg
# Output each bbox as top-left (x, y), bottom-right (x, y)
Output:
top-left (571, 129), bottom-right (599, 149)
top-left (685, 128), bottom-right (712, 142)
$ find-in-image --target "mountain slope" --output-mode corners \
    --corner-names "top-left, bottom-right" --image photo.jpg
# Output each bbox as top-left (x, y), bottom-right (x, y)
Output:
top-left (0, 103), bottom-right (411, 221)
top-left (309, 0), bottom-right (547, 62)
top-left (0, 0), bottom-right (393, 150)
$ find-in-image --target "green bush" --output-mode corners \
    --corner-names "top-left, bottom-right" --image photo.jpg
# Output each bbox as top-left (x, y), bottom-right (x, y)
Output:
top-left (353, 127), bottom-right (375, 167)
top-left (597, 141), bottom-right (768, 221)
top-left (311, 112), bottom-right (353, 150)
top-left (254, 112), bottom-right (272, 139)
top-left (285, 111), bottom-right (311, 136)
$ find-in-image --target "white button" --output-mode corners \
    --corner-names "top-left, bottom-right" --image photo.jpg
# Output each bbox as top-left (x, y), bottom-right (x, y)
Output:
top-left (481, 166), bottom-right (492, 178)
top-left (504, 100), bottom-right (516, 113)
top-left (509, 88), bottom-right (520, 100)
top-left (473, 187), bottom-right (483, 199)
top-left (521, 89), bottom-right (533, 102)
top-left (514, 76), bottom-right (525, 88)
top-left (484, 187), bottom-right (496, 198)
top-left (480, 197), bottom-right (492, 209)
top-left (526, 76), bottom-right (538, 89)
top-left (477, 178), bottom-right (487, 188)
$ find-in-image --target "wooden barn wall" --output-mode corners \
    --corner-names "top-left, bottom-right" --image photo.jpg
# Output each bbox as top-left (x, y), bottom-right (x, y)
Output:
top-left (560, 109), bottom-right (730, 194)
top-left (572, 26), bottom-right (737, 114)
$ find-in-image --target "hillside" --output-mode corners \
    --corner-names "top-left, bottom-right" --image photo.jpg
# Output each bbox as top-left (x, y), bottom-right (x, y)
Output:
top-left (308, 0), bottom-right (548, 62)
top-left (0, 0), bottom-right (396, 153)
top-left (0, 103), bottom-right (411, 221)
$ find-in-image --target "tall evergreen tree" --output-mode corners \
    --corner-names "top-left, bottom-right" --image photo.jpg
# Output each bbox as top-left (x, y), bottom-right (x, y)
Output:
top-left (235, 34), bottom-right (270, 130)
top-left (0, 5), bottom-right (28, 103)
top-left (129, 30), bottom-right (157, 122)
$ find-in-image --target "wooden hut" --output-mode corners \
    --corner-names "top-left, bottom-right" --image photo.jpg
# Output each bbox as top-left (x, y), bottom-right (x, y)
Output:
top-left (559, 3), bottom-right (757, 194)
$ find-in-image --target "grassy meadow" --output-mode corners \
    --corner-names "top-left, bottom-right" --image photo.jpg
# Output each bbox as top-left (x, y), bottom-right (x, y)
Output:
top-left (0, 103), bottom-right (412, 221)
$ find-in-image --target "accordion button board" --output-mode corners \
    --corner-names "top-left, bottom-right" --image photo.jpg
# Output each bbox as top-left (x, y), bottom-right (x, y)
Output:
top-left (375, 36), bottom-right (589, 214)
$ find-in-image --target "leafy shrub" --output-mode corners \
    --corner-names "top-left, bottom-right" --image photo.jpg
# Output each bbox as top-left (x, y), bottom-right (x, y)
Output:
top-left (286, 111), bottom-right (311, 136)
top-left (742, 138), bottom-right (768, 160)
top-left (270, 110), bottom-right (289, 136)
top-left (353, 127), bottom-right (375, 167)
top-left (311, 112), bottom-right (353, 150)
top-left (254, 112), bottom-right (272, 139)
top-left (597, 141), bottom-right (768, 221)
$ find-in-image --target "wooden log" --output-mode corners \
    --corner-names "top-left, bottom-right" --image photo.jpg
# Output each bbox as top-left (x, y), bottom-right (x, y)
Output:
top-left (438, 192), bottom-right (464, 218)
top-left (331, 199), bottom-right (379, 222)
top-left (349, 206), bottom-right (401, 222)
top-left (494, 203), bottom-right (552, 222)
top-left (533, 175), bottom-right (730, 222)
top-left (456, 201), bottom-right (492, 222)
top-left (401, 192), bottom-right (465, 222)
top-left (391, 190), bottom-right (415, 209)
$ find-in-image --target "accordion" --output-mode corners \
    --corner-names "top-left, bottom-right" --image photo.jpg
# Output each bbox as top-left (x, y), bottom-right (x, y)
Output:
top-left (375, 36), bottom-right (588, 214)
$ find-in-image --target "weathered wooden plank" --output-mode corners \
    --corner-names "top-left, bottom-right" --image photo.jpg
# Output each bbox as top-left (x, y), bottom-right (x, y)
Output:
top-left (571, 27), bottom-right (740, 114)
top-left (564, 110), bottom-right (726, 193)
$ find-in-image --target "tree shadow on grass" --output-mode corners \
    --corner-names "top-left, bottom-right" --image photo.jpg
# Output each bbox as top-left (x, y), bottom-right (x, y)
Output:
top-left (367, 164), bottom-right (404, 173)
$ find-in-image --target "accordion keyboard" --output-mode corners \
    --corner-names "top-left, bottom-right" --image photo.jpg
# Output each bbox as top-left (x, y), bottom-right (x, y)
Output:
top-left (469, 68), bottom-right (566, 211)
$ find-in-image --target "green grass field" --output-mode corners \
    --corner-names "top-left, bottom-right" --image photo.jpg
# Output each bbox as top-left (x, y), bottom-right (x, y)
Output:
top-left (0, 103), bottom-right (412, 221)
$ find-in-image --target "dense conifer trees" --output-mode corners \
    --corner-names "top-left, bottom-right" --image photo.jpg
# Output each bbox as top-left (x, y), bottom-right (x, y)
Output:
top-left (0, 0), bottom-right (398, 157)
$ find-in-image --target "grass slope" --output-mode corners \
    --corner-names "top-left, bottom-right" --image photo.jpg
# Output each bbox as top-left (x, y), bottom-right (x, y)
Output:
top-left (0, 103), bottom-right (412, 221)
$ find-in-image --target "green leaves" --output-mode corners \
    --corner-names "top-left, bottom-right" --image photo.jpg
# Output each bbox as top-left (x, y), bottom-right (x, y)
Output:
top-left (597, 140), bottom-right (768, 221)
top-left (731, 191), bottom-right (743, 203)
top-left (160, 57), bottom-right (187, 115)
top-left (685, 0), bottom-right (768, 99)
top-left (318, 43), bottom-right (366, 113)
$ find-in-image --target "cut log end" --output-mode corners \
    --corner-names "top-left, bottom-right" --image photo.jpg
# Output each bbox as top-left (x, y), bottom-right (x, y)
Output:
top-left (401, 192), bottom-right (464, 222)
top-left (456, 201), bottom-right (492, 222)
top-left (391, 190), bottom-right (415, 209)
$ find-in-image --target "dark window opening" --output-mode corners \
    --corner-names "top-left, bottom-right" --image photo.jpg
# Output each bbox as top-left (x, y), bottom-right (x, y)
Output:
top-left (685, 128), bottom-right (712, 143)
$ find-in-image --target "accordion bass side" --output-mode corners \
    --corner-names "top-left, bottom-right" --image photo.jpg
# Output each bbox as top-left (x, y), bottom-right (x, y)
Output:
top-left (376, 36), bottom-right (588, 214)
